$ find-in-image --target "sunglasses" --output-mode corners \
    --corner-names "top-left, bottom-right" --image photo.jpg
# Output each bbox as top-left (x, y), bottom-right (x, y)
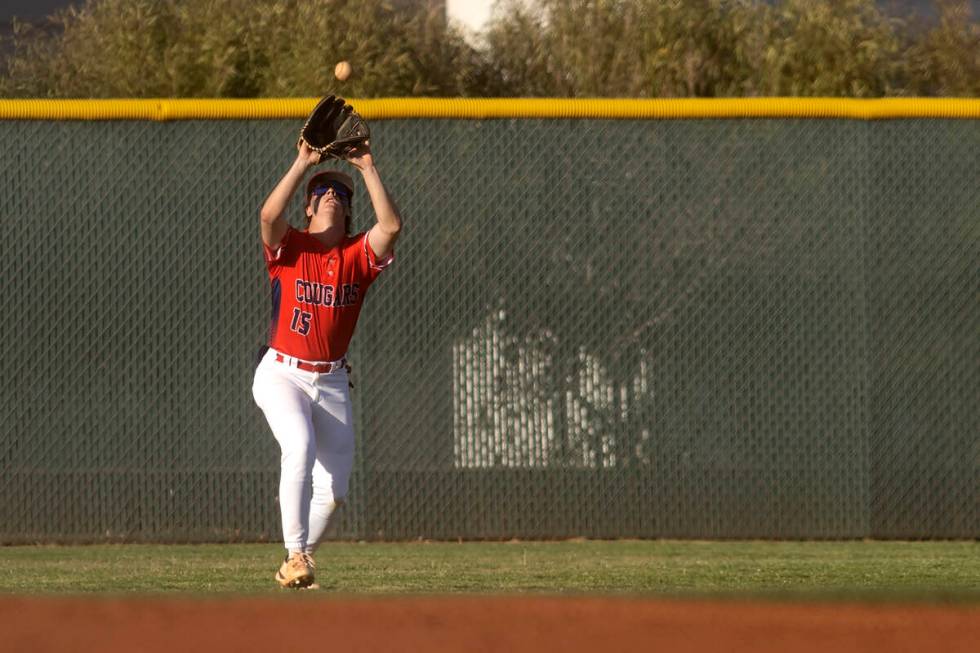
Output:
top-left (311, 181), bottom-right (352, 201)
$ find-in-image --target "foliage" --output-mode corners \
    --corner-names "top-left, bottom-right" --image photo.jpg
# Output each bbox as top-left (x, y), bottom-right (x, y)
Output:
top-left (755, 0), bottom-right (905, 96)
top-left (0, 0), bottom-right (976, 97)
top-left (483, 0), bottom-right (765, 97)
top-left (482, 0), bottom-right (929, 97)
top-left (0, 0), bottom-right (481, 97)
top-left (903, 0), bottom-right (980, 95)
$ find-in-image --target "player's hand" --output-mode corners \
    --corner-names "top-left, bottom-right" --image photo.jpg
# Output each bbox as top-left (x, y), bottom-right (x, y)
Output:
top-left (346, 140), bottom-right (374, 172)
top-left (296, 138), bottom-right (322, 167)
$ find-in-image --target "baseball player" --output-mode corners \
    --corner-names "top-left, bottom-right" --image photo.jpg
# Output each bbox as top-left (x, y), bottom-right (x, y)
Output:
top-left (252, 137), bottom-right (401, 589)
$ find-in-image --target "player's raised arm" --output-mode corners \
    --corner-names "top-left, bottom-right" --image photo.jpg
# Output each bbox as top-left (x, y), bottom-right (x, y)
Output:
top-left (346, 141), bottom-right (402, 259)
top-left (259, 141), bottom-right (321, 248)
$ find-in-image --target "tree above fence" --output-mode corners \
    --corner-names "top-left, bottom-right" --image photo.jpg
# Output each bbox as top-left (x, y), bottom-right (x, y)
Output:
top-left (0, 0), bottom-right (976, 98)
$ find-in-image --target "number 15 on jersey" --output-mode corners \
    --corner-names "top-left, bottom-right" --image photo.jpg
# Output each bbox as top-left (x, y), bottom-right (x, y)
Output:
top-left (290, 308), bottom-right (312, 335)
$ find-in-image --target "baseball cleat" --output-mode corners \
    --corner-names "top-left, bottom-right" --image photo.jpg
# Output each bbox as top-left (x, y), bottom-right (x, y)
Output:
top-left (275, 552), bottom-right (316, 589)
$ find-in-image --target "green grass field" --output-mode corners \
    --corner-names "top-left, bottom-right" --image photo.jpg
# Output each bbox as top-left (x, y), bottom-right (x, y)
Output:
top-left (0, 540), bottom-right (977, 602)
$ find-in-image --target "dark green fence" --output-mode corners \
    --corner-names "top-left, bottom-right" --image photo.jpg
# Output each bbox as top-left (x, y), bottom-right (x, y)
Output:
top-left (0, 117), bottom-right (976, 542)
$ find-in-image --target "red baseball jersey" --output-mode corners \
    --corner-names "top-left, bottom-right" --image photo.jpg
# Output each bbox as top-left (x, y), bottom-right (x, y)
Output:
top-left (263, 226), bottom-right (393, 362)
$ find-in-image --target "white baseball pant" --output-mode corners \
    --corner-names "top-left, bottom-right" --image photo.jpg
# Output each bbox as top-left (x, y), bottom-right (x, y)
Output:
top-left (252, 347), bottom-right (354, 553)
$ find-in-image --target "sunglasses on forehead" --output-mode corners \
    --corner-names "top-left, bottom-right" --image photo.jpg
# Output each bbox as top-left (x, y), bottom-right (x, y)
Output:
top-left (311, 180), bottom-right (352, 200)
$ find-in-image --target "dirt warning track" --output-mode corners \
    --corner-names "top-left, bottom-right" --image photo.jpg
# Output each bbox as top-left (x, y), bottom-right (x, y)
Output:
top-left (2, 596), bottom-right (978, 653)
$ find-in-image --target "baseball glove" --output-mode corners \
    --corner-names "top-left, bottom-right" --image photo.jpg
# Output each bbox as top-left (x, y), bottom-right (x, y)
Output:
top-left (299, 95), bottom-right (370, 161)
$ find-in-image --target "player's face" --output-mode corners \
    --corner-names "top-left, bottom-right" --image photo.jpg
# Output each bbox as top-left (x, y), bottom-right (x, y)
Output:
top-left (308, 181), bottom-right (351, 220)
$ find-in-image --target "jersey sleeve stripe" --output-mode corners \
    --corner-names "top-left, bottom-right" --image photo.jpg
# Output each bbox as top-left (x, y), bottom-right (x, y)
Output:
top-left (268, 278), bottom-right (282, 341)
top-left (363, 229), bottom-right (394, 271)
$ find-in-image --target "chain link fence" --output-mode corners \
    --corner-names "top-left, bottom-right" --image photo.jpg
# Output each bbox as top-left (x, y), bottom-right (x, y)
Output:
top-left (0, 117), bottom-right (976, 542)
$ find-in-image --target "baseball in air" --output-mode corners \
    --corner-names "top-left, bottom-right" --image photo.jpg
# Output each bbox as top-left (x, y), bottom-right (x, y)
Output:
top-left (334, 61), bottom-right (352, 81)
